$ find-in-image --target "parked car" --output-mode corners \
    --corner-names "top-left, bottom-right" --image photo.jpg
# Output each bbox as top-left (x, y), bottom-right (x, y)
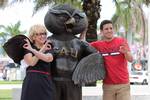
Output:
top-left (129, 71), bottom-right (148, 85)
top-left (131, 59), bottom-right (148, 71)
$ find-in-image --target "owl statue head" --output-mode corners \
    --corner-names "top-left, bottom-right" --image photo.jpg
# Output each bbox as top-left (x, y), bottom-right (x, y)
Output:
top-left (44, 4), bottom-right (88, 35)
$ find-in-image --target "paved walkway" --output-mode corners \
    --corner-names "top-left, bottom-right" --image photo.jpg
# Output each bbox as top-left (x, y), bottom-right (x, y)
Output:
top-left (1, 84), bottom-right (150, 100)
top-left (0, 84), bottom-right (22, 89)
top-left (82, 85), bottom-right (150, 100)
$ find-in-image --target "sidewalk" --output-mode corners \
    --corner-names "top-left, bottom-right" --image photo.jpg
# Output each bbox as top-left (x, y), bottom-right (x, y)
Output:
top-left (0, 84), bottom-right (22, 89)
top-left (82, 85), bottom-right (150, 100)
top-left (0, 84), bottom-right (150, 100)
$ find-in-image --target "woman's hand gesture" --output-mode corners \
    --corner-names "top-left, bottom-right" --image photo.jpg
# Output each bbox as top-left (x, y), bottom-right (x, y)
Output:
top-left (23, 39), bottom-right (33, 51)
top-left (41, 40), bottom-right (52, 52)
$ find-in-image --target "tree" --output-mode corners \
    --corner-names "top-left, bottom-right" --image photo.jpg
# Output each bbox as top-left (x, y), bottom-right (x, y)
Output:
top-left (34, 0), bottom-right (102, 42)
top-left (0, 0), bottom-right (8, 7)
top-left (1, 0), bottom-right (149, 43)
top-left (0, 21), bottom-right (26, 56)
top-left (112, 0), bottom-right (149, 45)
top-left (0, 0), bottom-right (101, 43)
top-left (82, 0), bottom-right (101, 42)
top-left (0, 21), bottom-right (26, 37)
top-left (112, 0), bottom-right (149, 72)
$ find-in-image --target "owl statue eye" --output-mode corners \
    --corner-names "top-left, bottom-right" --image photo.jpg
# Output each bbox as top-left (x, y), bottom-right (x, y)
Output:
top-left (57, 14), bottom-right (69, 21)
top-left (73, 15), bottom-right (81, 23)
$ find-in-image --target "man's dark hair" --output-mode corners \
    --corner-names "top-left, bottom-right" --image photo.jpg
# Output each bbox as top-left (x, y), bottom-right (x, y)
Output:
top-left (100, 20), bottom-right (112, 30)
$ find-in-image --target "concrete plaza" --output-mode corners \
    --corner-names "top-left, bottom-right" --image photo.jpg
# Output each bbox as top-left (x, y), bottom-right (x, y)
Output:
top-left (1, 84), bottom-right (150, 100)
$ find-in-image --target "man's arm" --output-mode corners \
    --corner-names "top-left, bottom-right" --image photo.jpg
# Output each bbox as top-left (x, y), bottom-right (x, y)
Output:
top-left (124, 51), bottom-right (133, 62)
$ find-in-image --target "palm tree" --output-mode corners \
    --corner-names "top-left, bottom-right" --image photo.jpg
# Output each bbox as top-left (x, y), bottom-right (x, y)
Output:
top-left (0, 21), bottom-right (26, 38)
top-left (2, 0), bottom-right (149, 43)
top-left (34, 0), bottom-right (102, 43)
top-left (82, 0), bottom-right (101, 42)
top-left (1, 0), bottom-right (150, 55)
top-left (112, 0), bottom-right (149, 45)
top-left (112, 0), bottom-right (149, 71)
top-left (0, 0), bottom-right (8, 7)
top-left (0, 0), bottom-right (101, 42)
top-left (0, 21), bottom-right (26, 56)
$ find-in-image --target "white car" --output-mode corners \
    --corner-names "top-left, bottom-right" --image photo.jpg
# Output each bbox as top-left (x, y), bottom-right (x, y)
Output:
top-left (129, 71), bottom-right (148, 85)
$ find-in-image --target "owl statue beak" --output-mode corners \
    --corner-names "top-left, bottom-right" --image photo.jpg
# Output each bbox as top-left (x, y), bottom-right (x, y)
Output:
top-left (65, 17), bottom-right (75, 32)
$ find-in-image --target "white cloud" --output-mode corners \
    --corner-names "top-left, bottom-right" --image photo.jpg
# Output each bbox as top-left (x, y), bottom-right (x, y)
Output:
top-left (0, 1), bottom-right (116, 32)
top-left (98, 0), bottom-right (116, 26)
top-left (0, 1), bottom-right (49, 31)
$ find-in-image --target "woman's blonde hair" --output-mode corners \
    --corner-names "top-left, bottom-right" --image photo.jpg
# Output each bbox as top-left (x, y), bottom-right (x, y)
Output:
top-left (28, 24), bottom-right (47, 43)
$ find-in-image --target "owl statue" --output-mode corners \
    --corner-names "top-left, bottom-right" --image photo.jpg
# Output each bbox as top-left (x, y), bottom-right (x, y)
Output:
top-left (44, 4), bottom-right (105, 100)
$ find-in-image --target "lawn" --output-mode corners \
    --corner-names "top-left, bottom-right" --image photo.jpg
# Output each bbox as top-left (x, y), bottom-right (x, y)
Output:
top-left (0, 80), bottom-right (22, 84)
top-left (0, 89), bottom-right (12, 100)
top-left (0, 80), bottom-right (22, 100)
top-left (0, 81), bottom-right (101, 100)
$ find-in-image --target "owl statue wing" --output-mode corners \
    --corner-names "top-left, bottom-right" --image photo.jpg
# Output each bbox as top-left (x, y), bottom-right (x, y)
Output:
top-left (72, 52), bottom-right (106, 85)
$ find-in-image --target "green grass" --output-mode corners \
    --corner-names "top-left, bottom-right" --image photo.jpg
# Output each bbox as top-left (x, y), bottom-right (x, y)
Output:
top-left (0, 89), bottom-right (12, 100)
top-left (96, 80), bottom-right (102, 84)
top-left (0, 80), bottom-right (22, 84)
top-left (0, 80), bottom-right (22, 100)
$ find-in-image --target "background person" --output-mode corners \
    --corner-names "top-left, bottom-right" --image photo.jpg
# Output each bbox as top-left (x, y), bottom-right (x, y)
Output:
top-left (21, 24), bottom-right (54, 100)
top-left (90, 20), bottom-right (133, 100)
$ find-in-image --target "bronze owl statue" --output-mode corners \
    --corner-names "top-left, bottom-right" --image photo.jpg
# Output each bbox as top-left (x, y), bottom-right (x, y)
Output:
top-left (44, 4), bottom-right (105, 100)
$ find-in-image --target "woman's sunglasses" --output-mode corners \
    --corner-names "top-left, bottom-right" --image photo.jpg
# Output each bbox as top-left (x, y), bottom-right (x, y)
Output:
top-left (35, 32), bottom-right (47, 36)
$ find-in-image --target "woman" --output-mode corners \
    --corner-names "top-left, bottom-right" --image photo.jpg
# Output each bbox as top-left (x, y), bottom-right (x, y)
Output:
top-left (21, 24), bottom-right (54, 100)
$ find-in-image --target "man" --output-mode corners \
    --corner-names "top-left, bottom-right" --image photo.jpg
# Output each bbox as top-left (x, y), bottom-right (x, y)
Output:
top-left (90, 20), bottom-right (133, 100)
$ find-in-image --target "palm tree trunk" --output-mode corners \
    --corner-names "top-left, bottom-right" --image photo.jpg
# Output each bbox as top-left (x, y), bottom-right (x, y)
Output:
top-left (82, 0), bottom-right (101, 86)
top-left (0, 0), bottom-right (8, 7)
top-left (138, 4), bottom-right (147, 45)
top-left (82, 0), bottom-right (101, 43)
